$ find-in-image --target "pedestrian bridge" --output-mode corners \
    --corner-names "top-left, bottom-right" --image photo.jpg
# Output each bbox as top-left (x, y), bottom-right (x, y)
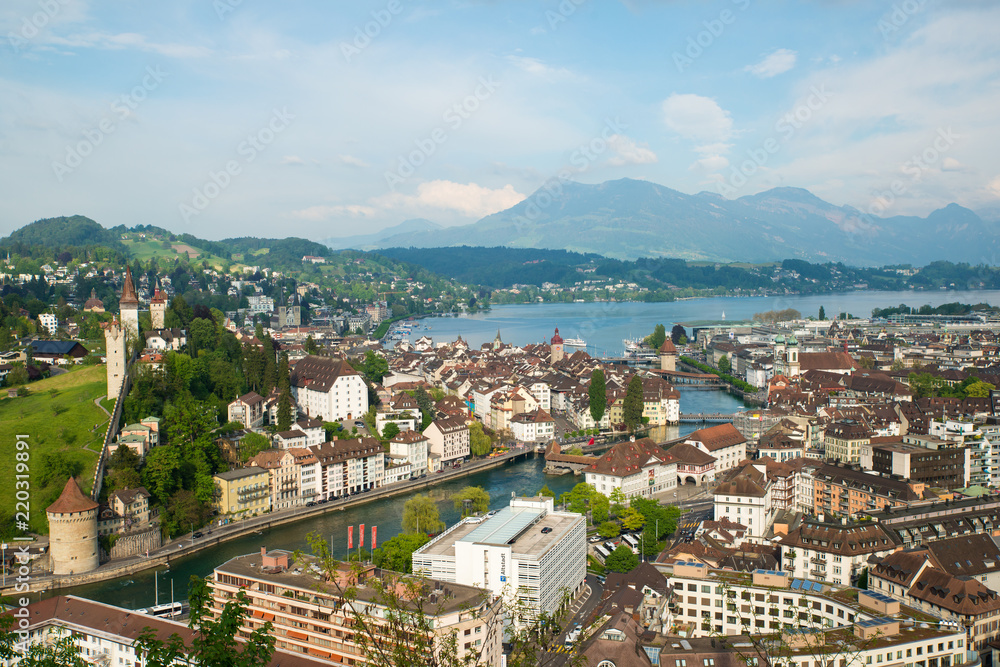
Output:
top-left (678, 413), bottom-right (733, 424)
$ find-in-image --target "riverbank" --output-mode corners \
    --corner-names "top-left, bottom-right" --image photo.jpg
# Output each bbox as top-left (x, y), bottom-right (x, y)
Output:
top-left (3, 444), bottom-right (539, 597)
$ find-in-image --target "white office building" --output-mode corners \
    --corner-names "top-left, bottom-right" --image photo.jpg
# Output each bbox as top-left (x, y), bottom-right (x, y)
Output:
top-left (412, 496), bottom-right (587, 624)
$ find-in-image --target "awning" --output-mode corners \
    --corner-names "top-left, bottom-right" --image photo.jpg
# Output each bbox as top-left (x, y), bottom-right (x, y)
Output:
top-left (286, 630), bottom-right (308, 641)
top-left (308, 648), bottom-right (332, 658)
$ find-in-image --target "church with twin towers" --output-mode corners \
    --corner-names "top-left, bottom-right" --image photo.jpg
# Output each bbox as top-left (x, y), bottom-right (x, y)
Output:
top-left (104, 267), bottom-right (169, 402)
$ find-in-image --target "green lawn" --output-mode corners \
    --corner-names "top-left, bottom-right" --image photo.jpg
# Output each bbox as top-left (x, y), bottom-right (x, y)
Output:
top-left (122, 238), bottom-right (229, 270)
top-left (0, 365), bottom-right (109, 534)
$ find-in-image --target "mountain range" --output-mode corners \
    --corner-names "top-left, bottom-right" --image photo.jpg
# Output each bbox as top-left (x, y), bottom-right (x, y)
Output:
top-left (324, 179), bottom-right (1000, 266)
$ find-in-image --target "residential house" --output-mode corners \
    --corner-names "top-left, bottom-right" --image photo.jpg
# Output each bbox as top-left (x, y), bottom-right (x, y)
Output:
top-left (424, 417), bottom-right (471, 465)
top-left (228, 391), bottom-right (265, 429)
top-left (214, 467), bottom-right (271, 517)
top-left (583, 437), bottom-right (677, 499)
top-left (684, 423), bottom-right (747, 476)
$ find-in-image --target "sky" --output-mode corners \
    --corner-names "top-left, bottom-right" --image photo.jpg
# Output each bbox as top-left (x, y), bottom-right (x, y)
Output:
top-left (1, 0), bottom-right (999, 241)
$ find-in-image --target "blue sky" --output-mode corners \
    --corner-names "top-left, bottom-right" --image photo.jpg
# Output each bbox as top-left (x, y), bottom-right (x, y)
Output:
top-left (1, 0), bottom-right (998, 241)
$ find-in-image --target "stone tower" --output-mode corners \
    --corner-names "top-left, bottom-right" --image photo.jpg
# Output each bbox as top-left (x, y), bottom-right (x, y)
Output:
top-left (773, 334), bottom-right (786, 376)
top-left (119, 267), bottom-right (140, 340)
top-left (104, 320), bottom-right (126, 401)
top-left (150, 280), bottom-right (167, 330)
top-left (46, 477), bottom-right (99, 575)
top-left (550, 327), bottom-right (565, 364)
top-left (659, 338), bottom-right (677, 372)
top-left (492, 330), bottom-right (503, 351)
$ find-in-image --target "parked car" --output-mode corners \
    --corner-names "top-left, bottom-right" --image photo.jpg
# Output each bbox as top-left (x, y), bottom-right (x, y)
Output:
top-left (192, 531), bottom-right (204, 538)
top-left (541, 527), bottom-right (553, 534)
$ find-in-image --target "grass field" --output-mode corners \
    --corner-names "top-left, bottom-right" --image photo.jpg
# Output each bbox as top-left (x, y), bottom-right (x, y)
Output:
top-left (0, 365), bottom-right (109, 534)
top-left (121, 237), bottom-right (229, 269)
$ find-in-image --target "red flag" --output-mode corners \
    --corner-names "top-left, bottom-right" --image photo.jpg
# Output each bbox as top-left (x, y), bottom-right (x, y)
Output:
top-left (360, 523), bottom-right (365, 548)
top-left (372, 525), bottom-right (377, 550)
top-left (348, 526), bottom-right (353, 550)
top-left (588, 437), bottom-right (594, 445)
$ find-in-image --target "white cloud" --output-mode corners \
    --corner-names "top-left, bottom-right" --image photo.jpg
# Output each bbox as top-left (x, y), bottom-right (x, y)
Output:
top-left (988, 176), bottom-right (1000, 198)
top-left (378, 181), bottom-right (526, 218)
top-left (941, 157), bottom-right (964, 172)
top-left (662, 94), bottom-right (733, 142)
top-left (281, 155), bottom-right (305, 166)
top-left (505, 55), bottom-right (572, 79)
top-left (745, 49), bottom-right (797, 78)
top-left (689, 156), bottom-right (730, 171)
top-left (339, 154), bottom-right (369, 168)
top-left (47, 31), bottom-right (212, 57)
top-left (292, 204), bottom-right (376, 221)
top-left (607, 134), bottom-right (658, 167)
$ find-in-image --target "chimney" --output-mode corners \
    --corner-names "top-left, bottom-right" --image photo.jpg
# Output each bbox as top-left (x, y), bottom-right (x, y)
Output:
top-left (261, 546), bottom-right (267, 558)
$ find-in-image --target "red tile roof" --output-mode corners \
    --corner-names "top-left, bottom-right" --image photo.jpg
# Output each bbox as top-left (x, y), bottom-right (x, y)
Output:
top-left (47, 477), bottom-right (99, 514)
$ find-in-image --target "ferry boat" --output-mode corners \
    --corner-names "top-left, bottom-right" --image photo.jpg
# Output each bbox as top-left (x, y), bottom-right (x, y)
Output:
top-left (563, 337), bottom-right (586, 347)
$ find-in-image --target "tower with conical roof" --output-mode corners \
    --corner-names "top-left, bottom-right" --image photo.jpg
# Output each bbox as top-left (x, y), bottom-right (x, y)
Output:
top-left (492, 329), bottom-right (503, 351)
top-left (150, 280), bottom-right (168, 330)
top-left (550, 327), bottom-right (565, 364)
top-left (119, 266), bottom-right (140, 339)
top-left (659, 338), bottom-right (677, 372)
top-left (46, 477), bottom-right (99, 574)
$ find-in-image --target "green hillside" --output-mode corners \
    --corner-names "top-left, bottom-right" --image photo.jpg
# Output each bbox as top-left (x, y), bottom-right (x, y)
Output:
top-left (0, 366), bottom-right (109, 535)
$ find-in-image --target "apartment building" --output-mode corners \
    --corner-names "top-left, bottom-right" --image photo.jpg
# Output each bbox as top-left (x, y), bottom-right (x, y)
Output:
top-left (811, 462), bottom-right (924, 517)
top-left (423, 416), bottom-right (470, 465)
top-left (12, 595), bottom-right (335, 667)
top-left (684, 423), bottom-right (747, 476)
top-left (214, 466), bottom-right (271, 517)
top-left (311, 438), bottom-right (385, 499)
top-left (209, 548), bottom-right (502, 666)
top-left (776, 519), bottom-right (900, 586)
top-left (290, 355), bottom-right (369, 422)
top-left (824, 419), bottom-right (872, 464)
top-left (247, 449), bottom-right (301, 511)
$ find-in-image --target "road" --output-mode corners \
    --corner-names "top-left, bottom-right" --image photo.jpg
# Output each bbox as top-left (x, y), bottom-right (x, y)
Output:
top-left (543, 573), bottom-right (605, 665)
top-left (671, 505), bottom-right (714, 548)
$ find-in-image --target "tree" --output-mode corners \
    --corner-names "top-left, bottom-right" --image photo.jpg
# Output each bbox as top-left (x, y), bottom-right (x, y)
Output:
top-left (621, 505), bottom-right (645, 532)
top-left (276, 387), bottom-right (292, 431)
top-left (857, 355), bottom-right (875, 369)
top-left (718, 354), bottom-right (731, 374)
top-left (402, 494), bottom-right (444, 535)
top-left (608, 487), bottom-right (628, 518)
top-left (381, 422), bottom-right (401, 441)
top-left (469, 421), bottom-right (491, 456)
top-left (363, 350), bottom-right (389, 383)
top-left (536, 485), bottom-right (555, 497)
top-left (598, 521), bottom-right (620, 538)
top-left (240, 432), bottom-right (272, 462)
top-left (623, 375), bottom-right (644, 432)
top-left (966, 380), bottom-right (995, 398)
top-left (452, 486), bottom-right (490, 517)
top-left (372, 532), bottom-right (431, 574)
top-left (304, 335), bottom-right (319, 355)
top-left (590, 493), bottom-right (610, 524)
top-left (136, 577), bottom-right (276, 667)
top-left (10, 634), bottom-right (89, 666)
top-left (819, 305), bottom-right (826, 320)
top-left (559, 482), bottom-right (598, 514)
top-left (670, 324), bottom-right (687, 344)
top-left (647, 323), bottom-right (666, 350)
top-left (604, 543), bottom-right (638, 573)
top-left (588, 368), bottom-right (606, 427)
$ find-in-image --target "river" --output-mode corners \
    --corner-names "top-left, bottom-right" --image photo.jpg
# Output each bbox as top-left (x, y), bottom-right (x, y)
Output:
top-left (60, 387), bottom-right (743, 608)
top-left (415, 289), bottom-right (1000, 356)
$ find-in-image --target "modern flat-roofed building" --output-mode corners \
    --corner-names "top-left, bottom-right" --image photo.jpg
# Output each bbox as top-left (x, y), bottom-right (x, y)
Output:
top-left (412, 496), bottom-right (586, 623)
top-left (12, 595), bottom-right (341, 667)
top-left (208, 547), bottom-right (502, 666)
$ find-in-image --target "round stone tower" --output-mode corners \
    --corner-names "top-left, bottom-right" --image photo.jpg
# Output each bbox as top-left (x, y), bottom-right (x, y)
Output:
top-left (46, 477), bottom-right (100, 575)
top-left (659, 338), bottom-right (677, 372)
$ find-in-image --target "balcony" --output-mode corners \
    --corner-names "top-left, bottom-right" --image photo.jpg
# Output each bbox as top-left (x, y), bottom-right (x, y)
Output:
top-left (810, 569), bottom-right (826, 578)
top-left (810, 557), bottom-right (827, 565)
